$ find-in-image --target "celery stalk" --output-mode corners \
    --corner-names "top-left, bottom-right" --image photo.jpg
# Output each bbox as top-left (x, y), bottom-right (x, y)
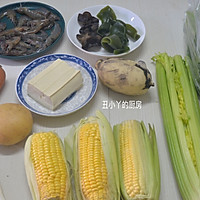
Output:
top-left (152, 53), bottom-right (200, 200)
top-left (174, 55), bottom-right (200, 174)
top-left (155, 61), bottom-right (192, 199)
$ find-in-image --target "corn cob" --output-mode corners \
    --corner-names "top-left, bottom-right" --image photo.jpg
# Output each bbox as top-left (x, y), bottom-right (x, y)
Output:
top-left (65, 110), bottom-right (120, 200)
top-left (24, 131), bottom-right (72, 200)
top-left (113, 120), bottom-right (160, 200)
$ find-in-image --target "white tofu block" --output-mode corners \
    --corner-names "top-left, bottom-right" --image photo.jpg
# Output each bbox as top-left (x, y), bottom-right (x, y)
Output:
top-left (27, 59), bottom-right (83, 110)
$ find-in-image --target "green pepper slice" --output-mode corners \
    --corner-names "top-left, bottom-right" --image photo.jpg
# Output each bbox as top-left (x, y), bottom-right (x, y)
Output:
top-left (126, 24), bottom-right (140, 40)
top-left (110, 20), bottom-right (129, 48)
top-left (97, 21), bottom-right (111, 36)
top-left (97, 5), bottom-right (140, 54)
top-left (101, 34), bottom-right (122, 53)
top-left (113, 46), bottom-right (130, 54)
top-left (97, 5), bottom-right (116, 23)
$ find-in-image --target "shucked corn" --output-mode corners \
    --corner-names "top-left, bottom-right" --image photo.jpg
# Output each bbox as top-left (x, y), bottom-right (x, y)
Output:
top-left (78, 122), bottom-right (108, 199)
top-left (24, 132), bottom-right (72, 200)
top-left (114, 120), bottom-right (160, 200)
top-left (119, 121), bottom-right (146, 197)
top-left (65, 110), bottom-right (120, 200)
top-left (24, 111), bottom-right (160, 200)
top-left (65, 111), bottom-right (160, 200)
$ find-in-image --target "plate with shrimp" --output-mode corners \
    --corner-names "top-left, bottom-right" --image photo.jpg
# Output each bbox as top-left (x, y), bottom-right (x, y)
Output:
top-left (0, 2), bottom-right (65, 60)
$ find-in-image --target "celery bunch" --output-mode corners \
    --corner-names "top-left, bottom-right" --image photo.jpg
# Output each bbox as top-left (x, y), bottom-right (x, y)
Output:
top-left (152, 53), bottom-right (200, 200)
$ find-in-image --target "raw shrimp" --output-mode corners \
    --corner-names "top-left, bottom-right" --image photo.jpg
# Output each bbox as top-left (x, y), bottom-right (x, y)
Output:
top-left (43, 22), bottom-right (61, 48)
top-left (0, 6), bottom-right (62, 56)
top-left (7, 46), bottom-right (27, 56)
top-left (0, 23), bottom-right (6, 32)
top-left (23, 18), bottom-right (52, 34)
top-left (1, 36), bottom-right (21, 53)
top-left (21, 31), bottom-right (47, 43)
top-left (15, 7), bottom-right (45, 19)
top-left (0, 27), bottom-right (26, 37)
top-left (36, 8), bottom-right (51, 18)
top-left (0, 9), bottom-right (17, 25)
top-left (17, 15), bottom-right (31, 27)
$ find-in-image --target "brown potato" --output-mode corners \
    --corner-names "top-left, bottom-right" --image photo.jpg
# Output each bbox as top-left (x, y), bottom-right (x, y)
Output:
top-left (0, 65), bottom-right (5, 90)
top-left (0, 103), bottom-right (33, 145)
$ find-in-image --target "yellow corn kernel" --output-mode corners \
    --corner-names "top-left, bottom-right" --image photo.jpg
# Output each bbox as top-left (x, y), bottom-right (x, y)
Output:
top-left (30, 132), bottom-right (68, 200)
top-left (78, 122), bottom-right (109, 200)
top-left (119, 120), bottom-right (146, 198)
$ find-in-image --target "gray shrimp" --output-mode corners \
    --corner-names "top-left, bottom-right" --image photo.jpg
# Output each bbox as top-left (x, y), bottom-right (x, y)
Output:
top-left (21, 36), bottom-right (38, 46)
top-left (43, 22), bottom-right (61, 48)
top-left (7, 46), bottom-right (27, 56)
top-left (48, 12), bottom-right (60, 21)
top-left (0, 22), bottom-right (6, 32)
top-left (0, 9), bottom-right (17, 25)
top-left (17, 15), bottom-right (31, 27)
top-left (34, 8), bottom-right (60, 21)
top-left (0, 26), bottom-right (26, 37)
top-left (23, 18), bottom-right (52, 34)
top-left (21, 31), bottom-right (47, 42)
top-left (15, 7), bottom-right (45, 20)
top-left (1, 36), bottom-right (21, 54)
top-left (17, 41), bottom-right (31, 49)
top-left (36, 8), bottom-right (51, 18)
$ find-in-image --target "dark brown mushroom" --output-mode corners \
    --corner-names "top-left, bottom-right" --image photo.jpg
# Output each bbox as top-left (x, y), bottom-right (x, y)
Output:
top-left (78, 11), bottom-right (99, 27)
top-left (76, 32), bottom-right (102, 51)
top-left (79, 23), bottom-right (99, 34)
top-left (77, 11), bottom-right (102, 51)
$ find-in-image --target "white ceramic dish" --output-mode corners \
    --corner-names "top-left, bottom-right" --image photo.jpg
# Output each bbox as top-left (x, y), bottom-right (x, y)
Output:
top-left (67, 4), bottom-right (146, 57)
top-left (16, 54), bottom-right (98, 117)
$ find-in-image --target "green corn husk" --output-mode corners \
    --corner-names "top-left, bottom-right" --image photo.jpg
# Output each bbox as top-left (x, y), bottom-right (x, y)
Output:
top-left (65, 110), bottom-right (120, 200)
top-left (113, 120), bottom-right (160, 200)
top-left (152, 52), bottom-right (200, 200)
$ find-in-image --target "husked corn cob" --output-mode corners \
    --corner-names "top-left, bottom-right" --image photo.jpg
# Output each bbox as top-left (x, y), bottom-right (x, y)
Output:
top-left (79, 122), bottom-right (108, 199)
top-left (114, 120), bottom-right (160, 200)
top-left (65, 110), bottom-right (120, 200)
top-left (24, 132), bottom-right (72, 200)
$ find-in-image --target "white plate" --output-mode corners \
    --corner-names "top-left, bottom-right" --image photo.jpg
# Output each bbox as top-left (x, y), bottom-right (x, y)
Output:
top-left (67, 5), bottom-right (146, 57)
top-left (15, 54), bottom-right (98, 117)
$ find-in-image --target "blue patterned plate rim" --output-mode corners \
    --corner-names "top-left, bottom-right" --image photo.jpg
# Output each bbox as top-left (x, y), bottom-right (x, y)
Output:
top-left (15, 53), bottom-right (98, 117)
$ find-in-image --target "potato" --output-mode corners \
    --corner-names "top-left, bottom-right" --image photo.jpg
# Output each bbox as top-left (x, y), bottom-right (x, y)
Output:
top-left (95, 58), bottom-right (154, 95)
top-left (0, 103), bottom-right (33, 145)
top-left (0, 65), bottom-right (6, 90)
